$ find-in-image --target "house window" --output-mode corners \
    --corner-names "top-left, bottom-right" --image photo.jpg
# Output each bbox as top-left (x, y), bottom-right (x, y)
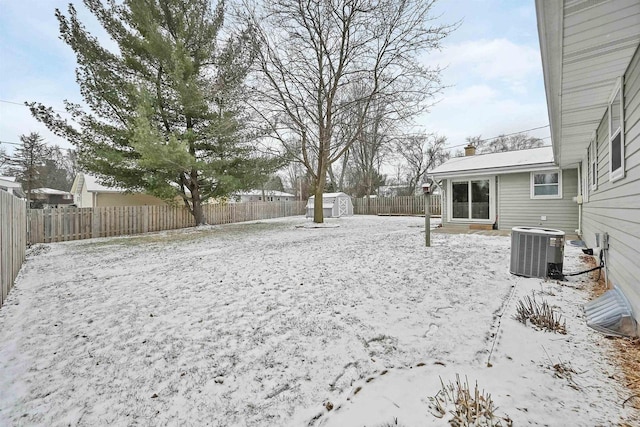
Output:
top-left (531, 171), bottom-right (562, 199)
top-left (451, 179), bottom-right (490, 220)
top-left (609, 78), bottom-right (624, 182)
top-left (590, 136), bottom-right (597, 191)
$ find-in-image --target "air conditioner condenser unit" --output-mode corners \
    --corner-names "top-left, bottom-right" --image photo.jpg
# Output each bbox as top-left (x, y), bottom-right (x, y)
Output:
top-left (510, 227), bottom-right (565, 279)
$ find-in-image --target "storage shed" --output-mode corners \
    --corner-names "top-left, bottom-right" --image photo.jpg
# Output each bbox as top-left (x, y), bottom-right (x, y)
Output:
top-left (306, 192), bottom-right (354, 218)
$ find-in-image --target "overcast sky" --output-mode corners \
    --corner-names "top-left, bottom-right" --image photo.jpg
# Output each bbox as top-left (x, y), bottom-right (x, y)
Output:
top-left (0, 0), bottom-right (550, 158)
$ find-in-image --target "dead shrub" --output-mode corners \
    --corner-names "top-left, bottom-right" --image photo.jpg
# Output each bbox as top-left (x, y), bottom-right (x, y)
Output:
top-left (514, 294), bottom-right (566, 334)
top-left (428, 374), bottom-right (512, 426)
top-left (375, 418), bottom-right (406, 427)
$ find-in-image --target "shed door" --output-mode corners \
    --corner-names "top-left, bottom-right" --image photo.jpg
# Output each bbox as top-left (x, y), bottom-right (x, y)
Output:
top-left (338, 197), bottom-right (349, 216)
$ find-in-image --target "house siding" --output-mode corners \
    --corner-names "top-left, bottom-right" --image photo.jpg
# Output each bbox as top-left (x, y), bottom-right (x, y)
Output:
top-left (440, 170), bottom-right (579, 233)
top-left (79, 180), bottom-right (92, 208)
top-left (498, 169), bottom-right (579, 233)
top-left (582, 45), bottom-right (640, 325)
top-left (95, 193), bottom-right (168, 207)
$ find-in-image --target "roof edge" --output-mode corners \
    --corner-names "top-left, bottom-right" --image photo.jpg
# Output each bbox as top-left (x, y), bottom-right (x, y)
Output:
top-left (431, 162), bottom-right (559, 179)
top-left (535, 0), bottom-right (564, 165)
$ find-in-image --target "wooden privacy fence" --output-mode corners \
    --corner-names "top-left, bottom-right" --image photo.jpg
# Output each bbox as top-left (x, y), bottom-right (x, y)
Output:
top-left (353, 195), bottom-right (441, 216)
top-left (28, 201), bottom-right (307, 244)
top-left (1, 191), bottom-right (27, 309)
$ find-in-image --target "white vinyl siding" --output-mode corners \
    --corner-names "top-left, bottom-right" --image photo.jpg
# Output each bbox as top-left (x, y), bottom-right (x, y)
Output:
top-left (582, 46), bottom-right (640, 325)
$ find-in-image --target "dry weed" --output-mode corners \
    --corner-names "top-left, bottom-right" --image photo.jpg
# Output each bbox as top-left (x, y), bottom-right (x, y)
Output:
top-left (541, 346), bottom-right (581, 390)
top-left (583, 255), bottom-right (640, 418)
top-left (514, 293), bottom-right (566, 334)
top-left (375, 418), bottom-right (406, 427)
top-left (428, 374), bottom-right (512, 426)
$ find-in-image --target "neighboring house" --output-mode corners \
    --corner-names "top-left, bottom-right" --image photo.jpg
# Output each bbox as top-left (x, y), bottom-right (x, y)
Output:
top-left (30, 188), bottom-right (74, 208)
top-left (306, 192), bottom-right (354, 218)
top-left (0, 176), bottom-right (25, 198)
top-left (536, 0), bottom-right (640, 333)
top-left (233, 190), bottom-right (297, 203)
top-left (430, 146), bottom-right (579, 233)
top-left (70, 173), bottom-right (168, 208)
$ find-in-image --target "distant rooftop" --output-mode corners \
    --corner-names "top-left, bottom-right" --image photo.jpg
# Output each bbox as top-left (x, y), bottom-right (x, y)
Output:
top-left (32, 187), bottom-right (73, 195)
top-left (82, 174), bottom-right (125, 193)
top-left (238, 190), bottom-right (296, 197)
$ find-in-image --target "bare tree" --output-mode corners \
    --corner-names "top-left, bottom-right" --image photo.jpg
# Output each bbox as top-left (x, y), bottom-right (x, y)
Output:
top-left (395, 133), bottom-right (448, 195)
top-left (346, 94), bottom-right (393, 197)
top-left (468, 133), bottom-right (544, 154)
top-left (247, 0), bottom-right (453, 222)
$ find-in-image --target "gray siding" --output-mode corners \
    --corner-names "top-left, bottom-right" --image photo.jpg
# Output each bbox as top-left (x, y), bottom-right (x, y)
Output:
top-left (498, 170), bottom-right (579, 233)
top-left (582, 45), bottom-right (640, 324)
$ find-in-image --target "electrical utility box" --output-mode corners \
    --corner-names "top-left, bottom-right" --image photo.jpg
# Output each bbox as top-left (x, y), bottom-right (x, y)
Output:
top-left (510, 227), bottom-right (565, 279)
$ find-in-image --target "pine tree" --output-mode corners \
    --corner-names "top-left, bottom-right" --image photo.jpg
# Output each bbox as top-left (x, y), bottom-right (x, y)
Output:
top-left (30, 0), bottom-right (277, 224)
top-left (6, 133), bottom-right (50, 205)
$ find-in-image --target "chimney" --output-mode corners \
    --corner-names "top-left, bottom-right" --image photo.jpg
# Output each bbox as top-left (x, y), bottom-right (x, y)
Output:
top-left (464, 144), bottom-right (476, 156)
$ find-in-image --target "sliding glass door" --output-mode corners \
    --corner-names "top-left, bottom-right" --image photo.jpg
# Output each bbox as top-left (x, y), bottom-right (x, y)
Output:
top-left (451, 178), bottom-right (491, 221)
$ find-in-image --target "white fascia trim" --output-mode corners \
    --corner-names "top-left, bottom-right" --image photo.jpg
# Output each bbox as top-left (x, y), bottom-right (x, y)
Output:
top-left (432, 162), bottom-right (558, 180)
top-left (535, 0), bottom-right (564, 164)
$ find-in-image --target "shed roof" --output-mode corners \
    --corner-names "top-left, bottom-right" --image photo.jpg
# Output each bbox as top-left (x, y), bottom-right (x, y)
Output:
top-left (308, 192), bottom-right (350, 199)
top-left (430, 146), bottom-right (557, 179)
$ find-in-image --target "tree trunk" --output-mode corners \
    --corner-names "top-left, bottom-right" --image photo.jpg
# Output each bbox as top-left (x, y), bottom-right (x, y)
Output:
top-left (189, 169), bottom-right (206, 226)
top-left (313, 181), bottom-right (324, 223)
top-left (192, 194), bottom-right (205, 226)
top-left (313, 161), bottom-right (328, 223)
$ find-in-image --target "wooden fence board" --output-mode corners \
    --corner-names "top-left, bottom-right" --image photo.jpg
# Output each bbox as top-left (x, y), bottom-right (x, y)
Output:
top-left (25, 196), bottom-right (439, 246)
top-left (1, 191), bottom-right (27, 309)
top-left (352, 195), bottom-right (441, 216)
top-left (27, 201), bottom-right (307, 244)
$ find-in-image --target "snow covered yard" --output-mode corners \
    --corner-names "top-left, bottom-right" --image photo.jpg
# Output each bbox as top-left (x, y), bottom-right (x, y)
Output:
top-left (0, 216), bottom-right (631, 426)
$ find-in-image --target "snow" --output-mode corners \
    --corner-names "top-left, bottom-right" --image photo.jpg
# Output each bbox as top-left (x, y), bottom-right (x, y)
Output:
top-left (82, 173), bottom-right (126, 193)
top-left (430, 146), bottom-right (555, 177)
top-left (308, 192), bottom-right (350, 198)
top-left (31, 187), bottom-right (72, 195)
top-left (0, 216), bottom-right (631, 426)
top-left (237, 190), bottom-right (296, 197)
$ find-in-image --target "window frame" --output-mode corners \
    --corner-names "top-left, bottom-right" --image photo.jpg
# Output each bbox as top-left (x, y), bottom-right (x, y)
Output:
top-left (590, 133), bottom-right (598, 191)
top-left (530, 170), bottom-right (563, 200)
top-left (581, 157), bottom-right (589, 204)
top-left (447, 176), bottom-right (495, 223)
top-left (608, 77), bottom-right (625, 182)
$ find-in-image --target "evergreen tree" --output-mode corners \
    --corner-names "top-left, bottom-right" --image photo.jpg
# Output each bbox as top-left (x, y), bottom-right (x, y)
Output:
top-left (0, 146), bottom-right (9, 170)
top-left (30, 0), bottom-right (276, 224)
top-left (6, 133), bottom-right (50, 205)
